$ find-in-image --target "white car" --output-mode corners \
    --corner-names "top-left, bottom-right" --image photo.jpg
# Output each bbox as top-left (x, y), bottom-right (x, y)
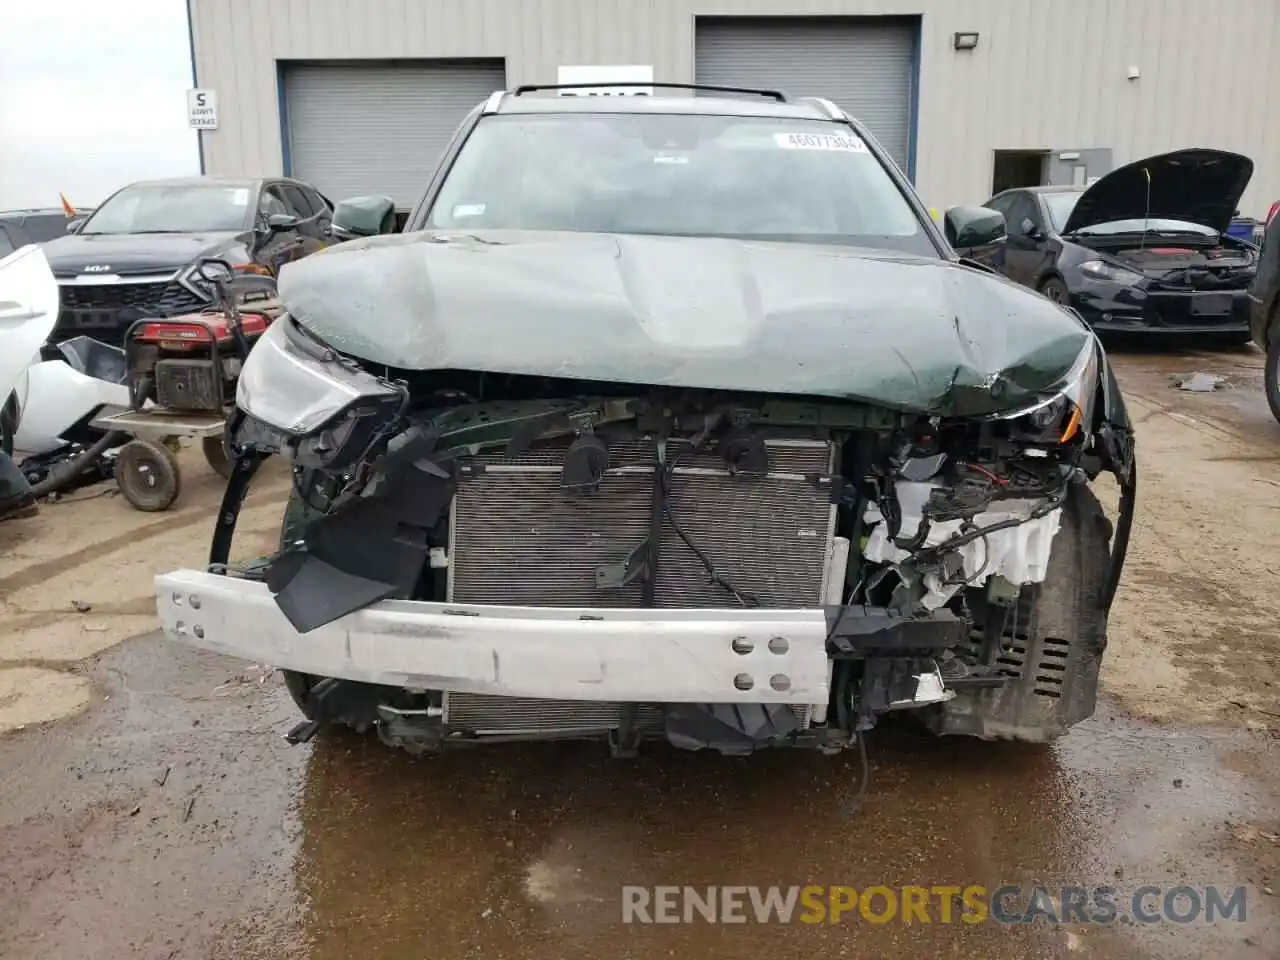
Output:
top-left (0, 243), bottom-right (59, 455)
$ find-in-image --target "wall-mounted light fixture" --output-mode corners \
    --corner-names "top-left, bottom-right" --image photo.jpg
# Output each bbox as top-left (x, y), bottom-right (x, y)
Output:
top-left (953, 32), bottom-right (980, 51)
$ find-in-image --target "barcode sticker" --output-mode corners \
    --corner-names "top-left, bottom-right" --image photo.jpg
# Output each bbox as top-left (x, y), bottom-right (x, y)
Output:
top-left (774, 132), bottom-right (868, 153)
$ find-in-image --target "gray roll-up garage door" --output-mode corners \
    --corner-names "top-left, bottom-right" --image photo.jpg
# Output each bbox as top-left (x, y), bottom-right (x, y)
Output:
top-left (695, 18), bottom-right (916, 172)
top-left (283, 60), bottom-right (506, 208)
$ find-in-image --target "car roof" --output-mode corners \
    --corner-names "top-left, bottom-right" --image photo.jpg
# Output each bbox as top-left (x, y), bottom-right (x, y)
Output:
top-left (491, 89), bottom-right (843, 122)
top-left (122, 176), bottom-right (263, 189)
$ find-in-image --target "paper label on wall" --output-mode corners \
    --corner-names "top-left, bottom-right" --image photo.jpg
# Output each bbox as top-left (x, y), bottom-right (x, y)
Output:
top-left (187, 89), bottom-right (218, 129)
top-left (774, 132), bottom-right (868, 153)
top-left (556, 65), bottom-right (653, 96)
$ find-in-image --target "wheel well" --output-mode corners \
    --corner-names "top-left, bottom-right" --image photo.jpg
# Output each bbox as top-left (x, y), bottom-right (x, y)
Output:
top-left (1037, 272), bottom-right (1066, 291)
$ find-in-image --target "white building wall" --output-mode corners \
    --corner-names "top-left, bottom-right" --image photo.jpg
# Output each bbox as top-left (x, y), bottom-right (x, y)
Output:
top-left (190, 0), bottom-right (1280, 215)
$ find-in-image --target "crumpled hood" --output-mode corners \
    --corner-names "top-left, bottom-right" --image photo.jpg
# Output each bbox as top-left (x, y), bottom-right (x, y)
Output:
top-left (279, 230), bottom-right (1093, 418)
top-left (1062, 148), bottom-right (1254, 235)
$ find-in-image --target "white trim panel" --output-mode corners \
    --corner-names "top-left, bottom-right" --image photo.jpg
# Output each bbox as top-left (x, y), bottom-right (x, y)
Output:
top-left (155, 569), bottom-right (831, 704)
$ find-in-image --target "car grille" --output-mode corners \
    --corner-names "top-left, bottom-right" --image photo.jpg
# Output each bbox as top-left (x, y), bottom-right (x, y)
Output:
top-left (442, 435), bottom-right (836, 735)
top-left (53, 280), bottom-right (207, 347)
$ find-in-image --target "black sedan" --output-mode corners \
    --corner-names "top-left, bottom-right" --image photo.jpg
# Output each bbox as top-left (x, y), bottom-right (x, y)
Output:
top-left (39, 177), bottom-right (333, 348)
top-left (980, 149), bottom-right (1258, 343)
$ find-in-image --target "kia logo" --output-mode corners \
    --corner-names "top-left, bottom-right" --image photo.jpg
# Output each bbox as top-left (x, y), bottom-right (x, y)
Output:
top-left (83, 264), bottom-right (111, 273)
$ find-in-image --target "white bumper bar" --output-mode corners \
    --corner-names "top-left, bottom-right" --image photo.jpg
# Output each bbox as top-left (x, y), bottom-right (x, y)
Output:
top-left (154, 569), bottom-right (831, 704)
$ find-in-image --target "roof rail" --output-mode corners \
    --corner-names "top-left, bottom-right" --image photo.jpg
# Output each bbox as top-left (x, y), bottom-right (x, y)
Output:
top-left (481, 90), bottom-right (506, 114)
top-left (511, 82), bottom-right (788, 102)
top-left (796, 96), bottom-right (844, 121)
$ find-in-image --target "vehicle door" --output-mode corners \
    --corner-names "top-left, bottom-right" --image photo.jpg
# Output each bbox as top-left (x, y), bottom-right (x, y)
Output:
top-left (0, 243), bottom-right (59, 406)
top-left (252, 184), bottom-right (309, 274)
top-left (1001, 192), bottom-right (1052, 287)
top-left (279, 182), bottom-right (332, 257)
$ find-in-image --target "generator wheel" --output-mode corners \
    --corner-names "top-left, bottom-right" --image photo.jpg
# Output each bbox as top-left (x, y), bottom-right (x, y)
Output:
top-left (116, 439), bottom-right (181, 512)
top-left (202, 435), bottom-right (234, 479)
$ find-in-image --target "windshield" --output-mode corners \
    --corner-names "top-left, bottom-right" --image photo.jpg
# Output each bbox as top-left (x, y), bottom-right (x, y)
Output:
top-left (427, 113), bottom-right (935, 256)
top-left (1076, 217), bottom-right (1217, 237)
top-left (1041, 192), bottom-right (1084, 232)
top-left (81, 184), bottom-right (252, 235)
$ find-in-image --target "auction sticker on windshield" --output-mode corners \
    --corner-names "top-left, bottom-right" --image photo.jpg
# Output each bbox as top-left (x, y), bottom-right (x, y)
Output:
top-left (774, 132), bottom-right (868, 153)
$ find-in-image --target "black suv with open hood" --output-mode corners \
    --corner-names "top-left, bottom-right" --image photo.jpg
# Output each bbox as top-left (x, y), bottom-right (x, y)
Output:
top-left (154, 84), bottom-right (1136, 758)
top-left (981, 149), bottom-right (1257, 341)
top-left (40, 176), bottom-right (332, 349)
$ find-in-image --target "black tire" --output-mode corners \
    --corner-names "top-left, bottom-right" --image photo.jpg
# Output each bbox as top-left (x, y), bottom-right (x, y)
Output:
top-left (115, 438), bottom-right (181, 512)
top-left (1038, 276), bottom-right (1070, 304)
top-left (927, 481), bottom-right (1112, 742)
top-left (0, 392), bottom-right (16, 457)
top-left (1267, 332), bottom-right (1280, 426)
top-left (202, 435), bottom-right (234, 479)
top-left (282, 670), bottom-right (318, 719)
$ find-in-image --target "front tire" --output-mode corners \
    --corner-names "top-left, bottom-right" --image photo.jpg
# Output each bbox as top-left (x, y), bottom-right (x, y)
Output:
top-left (0, 392), bottom-right (16, 457)
top-left (282, 669), bottom-right (319, 720)
top-left (1265, 330), bottom-right (1280, 426)
top-left (202, 435), bottom-right (234, 479)
top-left (926, 481), bottom-right (1112, 742)
top-left (1038, 275), bottom-right (1070, 304)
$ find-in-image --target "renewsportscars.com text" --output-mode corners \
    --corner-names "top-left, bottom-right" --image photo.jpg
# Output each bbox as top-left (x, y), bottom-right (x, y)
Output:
top-left (621, 884), bottom-right (1249, 925)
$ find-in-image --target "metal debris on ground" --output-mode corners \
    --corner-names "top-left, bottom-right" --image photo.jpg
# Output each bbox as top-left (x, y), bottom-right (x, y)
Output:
top-left (1176, 372), bottom-right (1228, 392)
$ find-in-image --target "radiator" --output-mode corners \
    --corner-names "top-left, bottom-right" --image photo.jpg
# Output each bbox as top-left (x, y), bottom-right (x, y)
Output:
top-left (442, 435), bottom-right (836, 734)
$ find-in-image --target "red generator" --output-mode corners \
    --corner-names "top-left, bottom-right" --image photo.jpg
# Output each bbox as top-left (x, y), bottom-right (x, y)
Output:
top-left (90, 260), bottom-right (281, 512)
top-left (126, 307), bottom-right (276, 415)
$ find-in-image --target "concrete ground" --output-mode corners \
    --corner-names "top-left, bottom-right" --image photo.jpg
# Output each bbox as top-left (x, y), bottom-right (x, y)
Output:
top-left (0, 342), bottom-right (1277, 960)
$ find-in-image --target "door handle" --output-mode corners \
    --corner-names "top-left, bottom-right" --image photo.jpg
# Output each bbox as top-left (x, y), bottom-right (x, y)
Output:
top-left (0, 301), bottom-right (39, 324)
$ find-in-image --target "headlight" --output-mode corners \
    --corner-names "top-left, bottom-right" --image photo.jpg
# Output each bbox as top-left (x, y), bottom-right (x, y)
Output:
top-left (235, 317), bottom-right (406, 469)
top-left (1078, 259), bottom-right (1144, 287)
top-left (997, 339), bottom-right (1099, 445)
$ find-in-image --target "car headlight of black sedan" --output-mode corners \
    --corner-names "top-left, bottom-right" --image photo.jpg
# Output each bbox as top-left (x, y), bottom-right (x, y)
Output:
top-left (1077, 258), bottom-right (1145, 287)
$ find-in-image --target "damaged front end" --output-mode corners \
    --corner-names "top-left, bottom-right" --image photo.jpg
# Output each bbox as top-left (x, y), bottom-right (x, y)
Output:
top-left (158, 312), bottom-right (1135, 755)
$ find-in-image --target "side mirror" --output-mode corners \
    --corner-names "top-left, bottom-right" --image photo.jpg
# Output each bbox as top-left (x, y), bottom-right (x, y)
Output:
top-left (66, 218), bottom-right (85, 235)
top-left (944, 205), bottom-right (1007, 257)
top-left (330, 195), bottom-right (397, 241)
top-left (1020, 217), bottom-right (1044, 240)
top-left (265, 213), bottom-right (301, 232)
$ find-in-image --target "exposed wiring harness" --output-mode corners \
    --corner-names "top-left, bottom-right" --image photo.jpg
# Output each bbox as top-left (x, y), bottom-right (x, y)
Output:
top-left (662, 448), bottom-right (761, 608)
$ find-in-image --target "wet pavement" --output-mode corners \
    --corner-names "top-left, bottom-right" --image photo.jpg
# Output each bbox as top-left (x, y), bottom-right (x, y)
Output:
top-left (1, 341), bottom-right (1279, 960)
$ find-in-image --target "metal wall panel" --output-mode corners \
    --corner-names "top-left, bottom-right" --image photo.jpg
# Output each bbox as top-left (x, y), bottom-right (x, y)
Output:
top-left (695, 18), bottom-right (916, 171)
top-left (281, 61), bottom-right (506, 206)
top-left (190, 0), bottom-right (1280, 217)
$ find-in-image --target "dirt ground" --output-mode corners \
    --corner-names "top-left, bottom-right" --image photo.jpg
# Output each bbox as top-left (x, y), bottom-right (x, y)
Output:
top-left (0, 341), bottom-right (1278, 960)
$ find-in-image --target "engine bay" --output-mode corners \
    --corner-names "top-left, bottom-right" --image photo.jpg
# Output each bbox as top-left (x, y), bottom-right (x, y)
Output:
top-left (211, 359), bottom-right (1132, 752)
